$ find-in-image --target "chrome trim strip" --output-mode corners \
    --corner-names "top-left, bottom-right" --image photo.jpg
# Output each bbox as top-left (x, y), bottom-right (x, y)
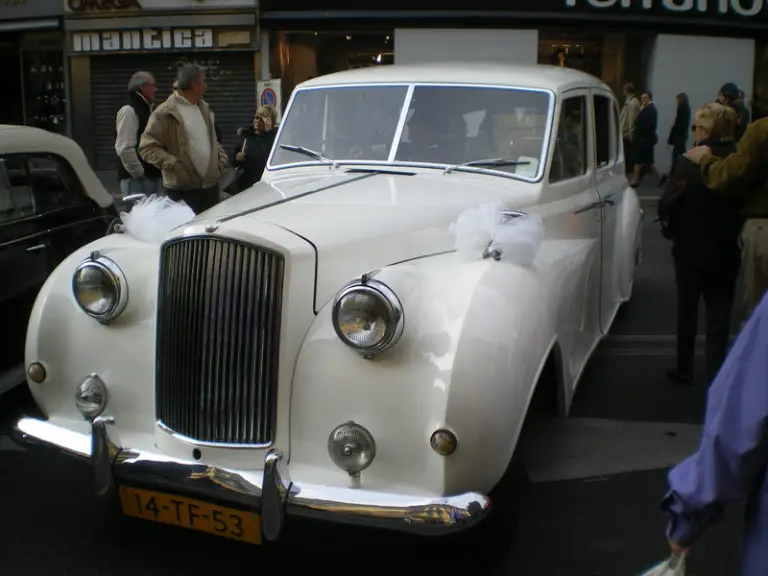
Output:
top-left (156, 421), bottom-right (274, 450)
top-left (265, 82), bottom-right (555, 184)
top-left (387, 84), bottom-right (414, 164)
top-left (14, 417), bottom-right (492, 539)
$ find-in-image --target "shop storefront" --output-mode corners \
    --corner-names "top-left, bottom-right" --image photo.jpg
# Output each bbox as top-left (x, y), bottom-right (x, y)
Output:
top-left (64, 0), bottom-right (259, 170)
top-left (0, 0), bottom-right (67, 134)
top-left (259, 0), bottom-right (765, 174)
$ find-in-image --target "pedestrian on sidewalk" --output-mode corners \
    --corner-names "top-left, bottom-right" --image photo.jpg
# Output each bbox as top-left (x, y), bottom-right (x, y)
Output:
top-left (685, 117), bottom-right (768, 320)
top-left (660, 92), bottom-right (690, 186)
top-left (114, 71), bottom-right (162, 197)
top-left (661, 288), bottom-right (768, 576)
top-left (629, 91), bottom-right (661, 187)
top-left (138, 64), bottom-right (228, 214)
top-left (658, 103), bottom-right (742, 384)
top-left (230, 105), bottom-right (278, 192)
top-left (620, 82), bottom-right (641, 175)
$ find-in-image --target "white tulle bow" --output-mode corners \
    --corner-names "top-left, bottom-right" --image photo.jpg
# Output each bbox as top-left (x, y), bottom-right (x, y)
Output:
top-left (449, 202), bottom-right (544, 265)
top-left (119, 194), bottom-right (196, 243)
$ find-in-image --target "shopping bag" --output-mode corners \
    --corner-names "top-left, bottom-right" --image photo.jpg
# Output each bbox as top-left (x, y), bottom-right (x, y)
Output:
top-left (638, 553), bottom-right (686, 576)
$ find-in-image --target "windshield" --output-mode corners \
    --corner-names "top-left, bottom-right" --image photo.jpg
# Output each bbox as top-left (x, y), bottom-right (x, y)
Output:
top-left (269, 83), bottom-right (553, 180)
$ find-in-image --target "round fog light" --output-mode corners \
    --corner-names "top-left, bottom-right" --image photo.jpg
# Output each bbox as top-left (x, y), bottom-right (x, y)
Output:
top-left (430, 429), bottom-right (458, 456)
top-left (328, 421), bottom-right (376, 475)
top-left (27, 362), bottom-right (47, 384)
top-left (74, 374), bottom-right (108, 421)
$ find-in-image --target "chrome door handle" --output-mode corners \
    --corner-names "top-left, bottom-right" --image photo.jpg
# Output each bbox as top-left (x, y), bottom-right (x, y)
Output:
top-left (26, 243), bottom-right (47, 252)
top-left (573, 202), bottom-right (603, 215)
top-left (602, 192), bottom-right (616, 206)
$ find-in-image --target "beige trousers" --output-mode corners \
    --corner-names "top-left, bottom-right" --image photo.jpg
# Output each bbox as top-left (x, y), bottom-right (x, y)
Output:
top-left (740, 218), bottom-right (768, 317)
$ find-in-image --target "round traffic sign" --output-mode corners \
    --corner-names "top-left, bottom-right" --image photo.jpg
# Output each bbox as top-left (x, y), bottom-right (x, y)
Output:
top-left (260, 87), bottom-right (276, 107)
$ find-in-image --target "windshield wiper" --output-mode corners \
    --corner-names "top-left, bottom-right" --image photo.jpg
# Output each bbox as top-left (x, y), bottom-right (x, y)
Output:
top-left (279, 144), bottom-right (338, 167)
top-left (442, 157), bottom-right (531, 175)
top-left (344, 167), bottom-right (416, 176)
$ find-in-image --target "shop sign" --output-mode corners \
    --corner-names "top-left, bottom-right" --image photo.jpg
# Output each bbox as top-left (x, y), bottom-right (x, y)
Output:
top-left (65, 0), bottom-right (255, 11)
top-left (66, 0), bottom-right (140, 11)
top-left (565, 0), bottom-right (766, 17)
top-left (0, 0), bottom-right (62, 19)
top-left (72, 28), bottom-right (214, 52)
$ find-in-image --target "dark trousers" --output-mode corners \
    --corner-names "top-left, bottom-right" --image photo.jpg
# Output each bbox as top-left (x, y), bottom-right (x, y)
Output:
top-left (164, 185), bottom-right (219, 215)
top-left (669, 144), bottom-right (685, 176)
top-left (623, 137), bottom-right (634, 173)
top-left (674, 262), bottom-right (738, 382)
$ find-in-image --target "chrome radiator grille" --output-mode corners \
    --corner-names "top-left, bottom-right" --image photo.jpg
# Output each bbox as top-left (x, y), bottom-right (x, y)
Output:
top-left (155, 236), bottom-right (284, 446)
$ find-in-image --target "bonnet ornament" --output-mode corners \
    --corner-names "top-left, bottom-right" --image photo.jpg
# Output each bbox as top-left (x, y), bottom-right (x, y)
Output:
top-left (449, 202), bottom-right (544, 265)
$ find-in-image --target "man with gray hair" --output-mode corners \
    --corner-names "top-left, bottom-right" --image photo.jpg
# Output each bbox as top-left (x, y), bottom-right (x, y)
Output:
top-left (114, 71), bottom-right (161, 197)
top-left (139, 63), bottom-right (228, 214)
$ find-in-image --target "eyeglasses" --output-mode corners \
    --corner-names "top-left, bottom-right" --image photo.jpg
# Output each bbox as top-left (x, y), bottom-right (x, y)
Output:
top-left (691, 124), bottom-right (701, 131)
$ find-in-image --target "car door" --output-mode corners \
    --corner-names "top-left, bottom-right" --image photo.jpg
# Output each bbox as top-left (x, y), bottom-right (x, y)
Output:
top-left (25, 153), bottom-right (114, 271)
top-left (591, 89), bottom-right (624, 334)
top-left (545, 89), bottom-right (603, 380)
top-left (0, 156), bottom-right (54, 393)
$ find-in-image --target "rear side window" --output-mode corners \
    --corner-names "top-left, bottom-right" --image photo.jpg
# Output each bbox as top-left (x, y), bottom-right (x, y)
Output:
top-left (0, 156), bottom-right (35, 224)
top-left (26, 154), bottom-right (83, 213)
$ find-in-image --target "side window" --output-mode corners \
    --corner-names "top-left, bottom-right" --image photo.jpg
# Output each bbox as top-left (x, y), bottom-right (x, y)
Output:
top-left (27, 154), bottom-right (82, 213)
top-left (0, 157), bottom-right (35, 224)
top-left (613, 101), bottom-right (622, 161)
top-left (549, 96), bottom-right (587, 183)
top-left (593, 94), bottom-right (612, 169)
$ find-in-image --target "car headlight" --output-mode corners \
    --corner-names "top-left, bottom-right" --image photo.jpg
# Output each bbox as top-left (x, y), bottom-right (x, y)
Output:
top-left (72, 251), bottom-right (128, 323)
top-left (331, 276), bottom-right (404, 356)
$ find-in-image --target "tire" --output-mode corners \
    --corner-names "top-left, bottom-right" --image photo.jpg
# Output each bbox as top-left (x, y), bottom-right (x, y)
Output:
top-left (459, 440), bottom-right (531, 554)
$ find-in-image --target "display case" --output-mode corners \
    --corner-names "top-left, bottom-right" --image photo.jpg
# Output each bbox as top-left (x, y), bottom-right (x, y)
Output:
top-left (22, 50), bottom-right (67, 135)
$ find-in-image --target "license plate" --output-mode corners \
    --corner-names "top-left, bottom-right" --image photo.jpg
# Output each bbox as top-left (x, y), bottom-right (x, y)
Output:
top-left (118, 486), bottom-right (262, 544)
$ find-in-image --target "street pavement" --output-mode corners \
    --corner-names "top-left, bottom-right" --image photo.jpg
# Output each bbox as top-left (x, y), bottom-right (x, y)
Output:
top-left (0, 193), bottom-right (745, 575)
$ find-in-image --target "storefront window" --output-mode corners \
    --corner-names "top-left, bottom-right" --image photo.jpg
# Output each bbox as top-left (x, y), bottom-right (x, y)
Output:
top-left (269, 31), bottom-right (393, 106)
top-left (22, 50), bottom-right (67, 135)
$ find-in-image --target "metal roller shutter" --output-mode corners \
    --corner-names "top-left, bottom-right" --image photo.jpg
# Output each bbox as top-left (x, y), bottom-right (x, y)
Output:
top-left (90, 51), bottom-right (256, 171)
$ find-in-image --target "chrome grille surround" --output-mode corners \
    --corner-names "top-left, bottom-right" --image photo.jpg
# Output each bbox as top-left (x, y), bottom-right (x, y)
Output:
top-left (155, 235), bottom-right (284, 447)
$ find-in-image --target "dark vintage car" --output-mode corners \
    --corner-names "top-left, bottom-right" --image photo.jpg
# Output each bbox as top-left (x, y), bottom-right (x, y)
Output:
top-left (0, 125), bottom-right (116, 394)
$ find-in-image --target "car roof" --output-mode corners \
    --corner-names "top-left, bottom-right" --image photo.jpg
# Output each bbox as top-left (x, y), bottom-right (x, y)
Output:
top-left (298, 63), bottom-right (612, 94)
top-left (0, 125), bottom-right (112, 208)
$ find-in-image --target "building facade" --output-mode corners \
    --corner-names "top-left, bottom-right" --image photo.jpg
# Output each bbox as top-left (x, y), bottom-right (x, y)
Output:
top-left (63, 0), bottom-right (260, 170)
top-left (258, 0), bottom-right (766, 174)
top-left (0, 0), bottom-right (68, 134)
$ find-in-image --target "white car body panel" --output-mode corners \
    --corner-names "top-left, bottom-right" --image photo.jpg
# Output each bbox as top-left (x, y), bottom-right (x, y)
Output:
top-left (17, 62), bottom-right (643, 537)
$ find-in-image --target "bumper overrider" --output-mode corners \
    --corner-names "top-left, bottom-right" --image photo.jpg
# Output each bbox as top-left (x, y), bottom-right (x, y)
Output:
top-left (12, 416), bottom-right (491, 541)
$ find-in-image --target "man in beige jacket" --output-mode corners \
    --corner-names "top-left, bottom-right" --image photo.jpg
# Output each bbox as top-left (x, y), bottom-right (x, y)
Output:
top-left (620, 82), bottom-right (641, 173)
top-left (138, 63), bottom-right (228, 214)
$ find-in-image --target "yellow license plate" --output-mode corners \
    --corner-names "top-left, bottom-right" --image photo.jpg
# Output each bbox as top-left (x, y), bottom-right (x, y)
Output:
top-left (118, 486), bottom-right (262, 544)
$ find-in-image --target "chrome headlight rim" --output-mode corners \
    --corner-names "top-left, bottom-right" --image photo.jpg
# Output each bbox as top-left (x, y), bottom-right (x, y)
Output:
top-left (331, 277), bottom-right (404, 356)
top-left (71, 253), bottom-right (129, 322)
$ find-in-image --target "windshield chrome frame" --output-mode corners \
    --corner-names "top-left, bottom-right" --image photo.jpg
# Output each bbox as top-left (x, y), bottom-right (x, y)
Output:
top-left (265, 81), bottom-right (556, 183)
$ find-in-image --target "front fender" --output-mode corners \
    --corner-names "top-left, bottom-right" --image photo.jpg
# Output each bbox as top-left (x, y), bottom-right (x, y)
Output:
top-left (290, 252), bottom-right (559, 497)
top-left (25, 233), bottom-right (161, 442)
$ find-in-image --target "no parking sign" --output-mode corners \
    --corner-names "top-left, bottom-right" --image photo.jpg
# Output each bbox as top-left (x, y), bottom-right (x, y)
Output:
top-left (257, 79), bottom-right (282, 124)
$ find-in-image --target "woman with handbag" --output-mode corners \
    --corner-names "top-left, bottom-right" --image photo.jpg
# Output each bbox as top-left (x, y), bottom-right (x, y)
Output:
top-left (658, 102), bottom-right (744, 384)
top-left (230, 105), bottom-right (278, 193)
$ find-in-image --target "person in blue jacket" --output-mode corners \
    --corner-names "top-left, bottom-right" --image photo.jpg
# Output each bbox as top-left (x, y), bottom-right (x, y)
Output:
top-left (662, 290), bottom-right (768, 575)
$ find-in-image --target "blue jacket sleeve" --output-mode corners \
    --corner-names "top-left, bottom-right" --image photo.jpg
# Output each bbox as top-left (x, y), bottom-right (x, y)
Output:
top-left (662, 293), bottom-right (768, 545)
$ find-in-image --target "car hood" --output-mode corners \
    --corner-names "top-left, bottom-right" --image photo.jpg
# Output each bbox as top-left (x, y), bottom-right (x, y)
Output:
top-left (196, 169), bottom-right (540, 308)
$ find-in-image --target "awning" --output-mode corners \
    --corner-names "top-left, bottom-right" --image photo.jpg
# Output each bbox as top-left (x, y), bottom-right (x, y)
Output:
top-left (0, 18), bottom-right (60, 32)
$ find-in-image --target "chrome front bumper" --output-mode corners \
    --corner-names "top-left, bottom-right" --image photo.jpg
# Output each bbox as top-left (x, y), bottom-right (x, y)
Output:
top-left (13, 416), bottom-right (491, 540)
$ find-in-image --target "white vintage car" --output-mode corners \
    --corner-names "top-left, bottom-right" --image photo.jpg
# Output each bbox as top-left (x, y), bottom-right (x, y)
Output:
top-left (14, 63), bottom-right (642, 545)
